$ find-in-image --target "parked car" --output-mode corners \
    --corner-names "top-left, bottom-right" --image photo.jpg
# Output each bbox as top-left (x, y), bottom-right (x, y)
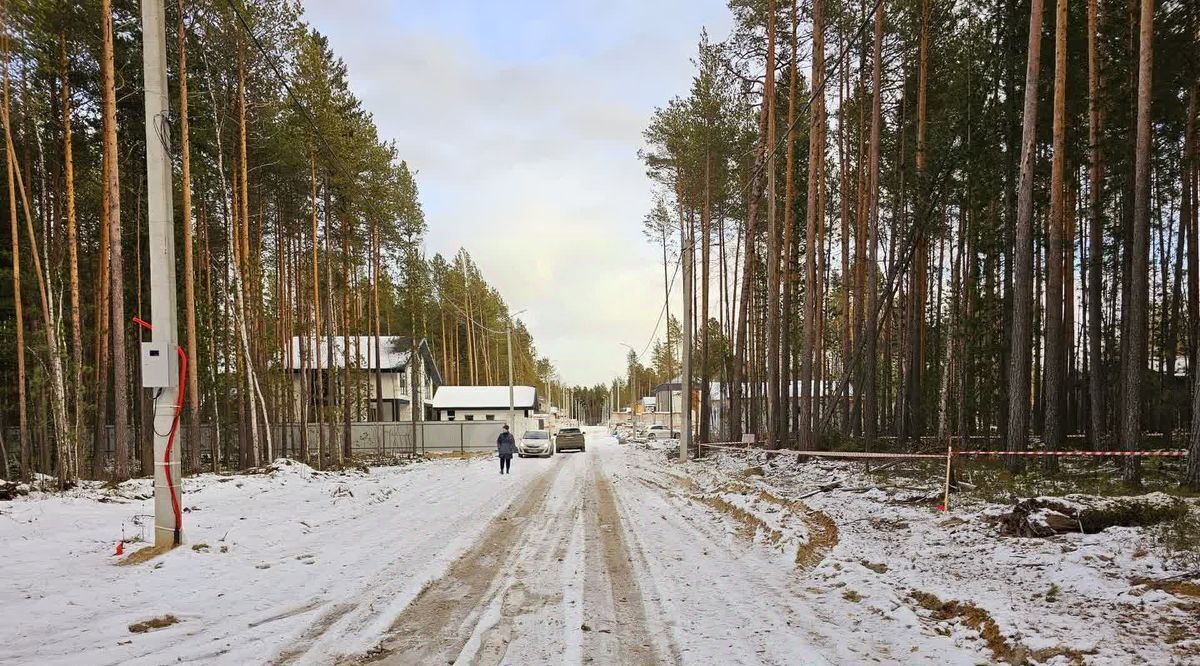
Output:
top-left (645, 424), bottom-right (680, 440)
top-left (555, 427), bottom-right (586, 452)
top-left (518, 429), bottom-right (553, 458)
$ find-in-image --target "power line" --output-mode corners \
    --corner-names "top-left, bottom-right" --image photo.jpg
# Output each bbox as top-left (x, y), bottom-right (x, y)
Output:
top-left (739, 0), bottom-right (888, 198)
top-left (622, 256), bottom-right (682, 371)
top-left (222, 0), bottom-right (353, 180)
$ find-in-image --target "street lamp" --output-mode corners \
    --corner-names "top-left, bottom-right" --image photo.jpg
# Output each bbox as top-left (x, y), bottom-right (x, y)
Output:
top-left (507, 308), bottom-right (527, 432)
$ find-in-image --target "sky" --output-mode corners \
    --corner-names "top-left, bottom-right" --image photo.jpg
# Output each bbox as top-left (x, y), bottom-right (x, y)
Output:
top-left (300, 0), bottom-right (733, 386)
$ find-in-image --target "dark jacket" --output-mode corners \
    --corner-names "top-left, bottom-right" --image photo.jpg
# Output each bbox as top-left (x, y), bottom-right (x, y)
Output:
top-left (497, 431), bottom-right (517, 456)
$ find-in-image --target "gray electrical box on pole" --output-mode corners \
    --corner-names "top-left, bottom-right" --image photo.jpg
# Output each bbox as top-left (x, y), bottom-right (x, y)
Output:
top-left (141, 0), bottom-right (183, 548)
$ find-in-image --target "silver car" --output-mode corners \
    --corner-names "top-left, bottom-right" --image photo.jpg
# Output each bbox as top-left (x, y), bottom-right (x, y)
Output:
top-left (518, 429), bottom-right (553, 458)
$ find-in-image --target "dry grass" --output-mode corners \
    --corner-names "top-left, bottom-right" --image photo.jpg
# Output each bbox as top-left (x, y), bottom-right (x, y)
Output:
top-left (695, 494), bottom-right (784, 544)
top-left (128, 615), bottom-right (179, 633)
top-left (794, 508), bottom-right (838, 571)
top-left (117, 544), bottom-right (173, 566)
top-left (910, 590), bottom-right (1090, 665)
top-left (861, 560), bottom-right (888, 574)
top-left (689, 479), bottom-right (840, 571)
top-left (1131, 576), bottom-right (1200, 598)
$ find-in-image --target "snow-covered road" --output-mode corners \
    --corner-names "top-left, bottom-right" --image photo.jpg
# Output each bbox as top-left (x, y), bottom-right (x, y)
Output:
top-left (3, 429), bottom-right (1193, 665)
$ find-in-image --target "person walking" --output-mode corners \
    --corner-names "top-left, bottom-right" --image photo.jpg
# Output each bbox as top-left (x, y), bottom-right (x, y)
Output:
top-left (497, 425), bottom-right (517, 474)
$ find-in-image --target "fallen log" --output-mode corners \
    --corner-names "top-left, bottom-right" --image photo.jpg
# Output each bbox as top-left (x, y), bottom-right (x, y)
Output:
top-left (991, 492), bottom-right (1187, 537)
top-left (0, 480), bottom-right (30, 501)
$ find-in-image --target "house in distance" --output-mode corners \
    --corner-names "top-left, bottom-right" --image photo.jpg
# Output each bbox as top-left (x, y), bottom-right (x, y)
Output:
top-left (433, 385), bottom-right (540, 432)
top-left (284, 336), bottom-right (442, 422)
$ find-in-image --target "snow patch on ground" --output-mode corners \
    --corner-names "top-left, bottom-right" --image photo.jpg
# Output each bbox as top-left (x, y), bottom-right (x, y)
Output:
top-left (670, 450), bottom-right (1200, 664)
top-left (0, 454), bottom-right (556, 665)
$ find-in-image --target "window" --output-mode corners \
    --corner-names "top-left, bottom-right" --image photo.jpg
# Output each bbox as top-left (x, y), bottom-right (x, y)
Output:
top-left (485, 414), bottom-right (495, 421)
top-left (465, 414), bottom-right (475, 421)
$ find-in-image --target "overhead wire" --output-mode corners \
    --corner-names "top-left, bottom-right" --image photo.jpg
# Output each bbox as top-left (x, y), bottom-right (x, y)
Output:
top-left (222, 0), bottom-right (354, 180)
top-left (630, 257), bottom-right (682, 362)
top-left (738, 0), bottom-right (888, 198)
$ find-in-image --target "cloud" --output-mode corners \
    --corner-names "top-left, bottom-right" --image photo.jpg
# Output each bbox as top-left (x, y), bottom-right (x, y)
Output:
top-left (300, 0), bottom-right (731, 385)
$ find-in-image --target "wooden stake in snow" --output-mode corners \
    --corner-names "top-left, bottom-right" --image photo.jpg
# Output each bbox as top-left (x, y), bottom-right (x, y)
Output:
top-left (941, 441), bottom-right (953, 512)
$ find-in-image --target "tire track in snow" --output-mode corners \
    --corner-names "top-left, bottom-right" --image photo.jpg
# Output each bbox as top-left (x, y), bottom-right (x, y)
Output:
top-left (580, 456), bottom-right (677, 665)
top-left (361, 453), bottom-right (580, 664)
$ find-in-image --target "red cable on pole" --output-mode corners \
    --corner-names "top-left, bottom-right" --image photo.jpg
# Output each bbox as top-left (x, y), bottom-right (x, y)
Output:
top-left (133, 317), bottom-right (185, 543)
top-left (166, 347), bottom-right (185, 543)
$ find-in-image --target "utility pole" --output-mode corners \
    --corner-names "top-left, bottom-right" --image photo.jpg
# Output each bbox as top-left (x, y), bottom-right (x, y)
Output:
top-left (506, 323), bottom-right (514, 430)
top-left (506, 309), bottom-right (526, 432)
top-left (140, 0), bottom-right (182, 548)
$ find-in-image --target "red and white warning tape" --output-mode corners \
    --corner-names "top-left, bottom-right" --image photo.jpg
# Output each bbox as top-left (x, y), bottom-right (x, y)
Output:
top-left (699, 443), bottom-right (1189, 460)
top-left (955, 449), bottom-right (1188, 458)
top-left (699, 443), bottom-right (947, 459)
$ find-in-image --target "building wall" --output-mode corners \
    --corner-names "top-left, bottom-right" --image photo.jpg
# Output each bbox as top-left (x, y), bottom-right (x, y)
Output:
top-left (286, 353), bottom-right (435, 423)
top-left (436, 408), bottom-right (533, 422)
top-left (655, 389), bottom-right (682, 414)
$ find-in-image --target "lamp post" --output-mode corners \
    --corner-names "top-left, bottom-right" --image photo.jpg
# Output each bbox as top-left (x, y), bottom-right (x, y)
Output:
top-left (507, 308), bottom-right (527, 432)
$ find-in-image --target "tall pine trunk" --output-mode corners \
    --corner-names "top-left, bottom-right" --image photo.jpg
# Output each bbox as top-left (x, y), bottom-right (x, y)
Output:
top-left (763, 0), bottom-right (781, 448)
top-left (177, 0), bottom-right (202, 474)
top-left (903, 0), bottom-right (930, 444)
top-left (1044, 0), bottom-right (1069, 461)
top-left (1120, 0), bottom-right (1154, 486)
top-left (1005, 0), bottom-right (1046, 470)
top-left (100, 0), bottom-right (130, 481)
top-left (60, 35), bottom-right (83, 478)
top-left (310, 151), bottom-right (325, 466)
top-left (863, 0), bottom-right (884, 448)
top-left (1087, 0), bottom-right (1106, 448)
top-left (798, 0), bottom-right (824, 449)
top-left (2, 38), bottom-right (27, 480)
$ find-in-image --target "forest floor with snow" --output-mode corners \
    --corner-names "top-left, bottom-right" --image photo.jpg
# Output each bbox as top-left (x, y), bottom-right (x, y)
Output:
top-left (1, 430), bottom-right (1197, 665)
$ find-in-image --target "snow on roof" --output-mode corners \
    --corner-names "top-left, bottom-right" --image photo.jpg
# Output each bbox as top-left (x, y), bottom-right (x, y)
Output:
top-left (433, 386), bottom-right (537, 410)
top-left (283, 336), bottom-right (419, 371)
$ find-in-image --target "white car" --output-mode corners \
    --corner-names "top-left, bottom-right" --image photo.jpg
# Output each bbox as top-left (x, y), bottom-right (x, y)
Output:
top-left (518, 429), bottom-right (554, 458)
top-left (645, 425), bottom-right (680, 440)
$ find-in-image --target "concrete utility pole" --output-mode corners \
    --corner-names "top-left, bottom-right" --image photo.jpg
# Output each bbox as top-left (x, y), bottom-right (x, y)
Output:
top-left (506, 309), bottom-right (526, 432)
top-left (140, 0), bottom-right (182, 548)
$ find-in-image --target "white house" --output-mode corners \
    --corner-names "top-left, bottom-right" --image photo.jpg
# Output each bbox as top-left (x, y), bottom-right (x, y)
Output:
top-left (284, 336), bottom-right (441, 422)
top-left (432, 386), bottom-right (540, 432)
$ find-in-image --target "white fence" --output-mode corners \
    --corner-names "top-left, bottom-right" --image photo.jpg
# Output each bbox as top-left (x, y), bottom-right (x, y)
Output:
top-left (283, 421), bottom-right (509, 457)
